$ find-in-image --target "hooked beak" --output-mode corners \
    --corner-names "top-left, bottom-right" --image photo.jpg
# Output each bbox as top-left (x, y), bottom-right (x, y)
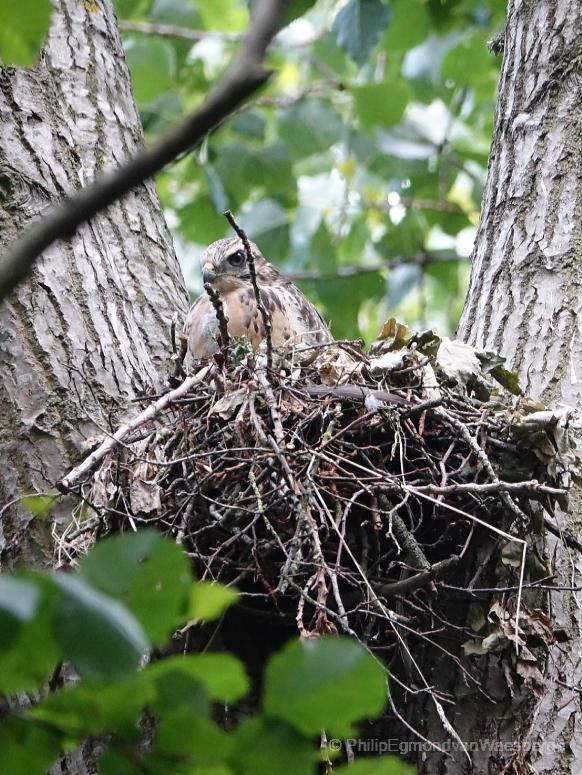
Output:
top-left (202, 262), bottom-right (216, 285)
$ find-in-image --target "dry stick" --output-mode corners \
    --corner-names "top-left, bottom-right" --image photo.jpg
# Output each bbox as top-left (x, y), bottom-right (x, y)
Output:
top-left (373, 556), bottom-right (460, 598)
top-left (224, 210), bottom-right (273, 373)
top-left (378, 495), bottom-right (430, 570)
top-left (57, 365), bottom-right (213, 491)
top-left (204, 282), bottom-right (230, 360)
top-left (0, 0), bottom-right (285, 301)
top-left (409, 487), bottom-right (527, 654)
top-left (435, 406), bottom-right (530, 524)
top-left (414, 480), bottom-right (567, 498)
top-left (305, 384), bottom-right (410, 406)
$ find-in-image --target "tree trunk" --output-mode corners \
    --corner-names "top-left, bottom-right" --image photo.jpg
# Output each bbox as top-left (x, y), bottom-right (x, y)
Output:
top-left (0, 0), bottom-right (189, 568)
top-left (420, 1), bottom-right (582, 773)
top-left (459, 0), bottom-right (582, 408)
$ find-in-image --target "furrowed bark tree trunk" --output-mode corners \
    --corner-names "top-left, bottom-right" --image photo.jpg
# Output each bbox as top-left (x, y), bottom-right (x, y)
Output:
top-left (0, 0), bottom-right (189, 568)
top-left (416, 1), bottom-right (582, 773)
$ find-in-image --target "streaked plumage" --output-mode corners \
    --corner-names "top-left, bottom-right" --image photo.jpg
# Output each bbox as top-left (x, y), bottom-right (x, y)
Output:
top-left (185, 237), bottom-right (332, 359)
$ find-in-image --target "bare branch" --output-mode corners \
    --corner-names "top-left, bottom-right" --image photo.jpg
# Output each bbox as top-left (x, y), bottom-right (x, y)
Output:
top-left (119, 19), bottom-right (242, 42)
top-left (224, 210), bottom-right (273, 373)
top-left (204, 282), bottom-right (230, 360)
top-left (285, 250), bottom-right (463, 282)
top-left (0, 0), bottom-right (285, 302)
top-left (57, 365), bottom-right (213, 492)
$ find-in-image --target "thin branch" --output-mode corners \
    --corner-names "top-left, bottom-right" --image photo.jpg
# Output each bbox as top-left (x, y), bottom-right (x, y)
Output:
top-left (57, 365), bottom-right (213, 492)
top-left (224, 210), bottom-right (273, 373)
top-left (119, 20), bottom-right (242, 42)
top-left (285, 250), bottom-right (463, 282)
top-left (204, 282), bottom-right (230, 360)
top-left (0, 0), bottom-right (285, 302)
top-left (373, 555), bottom-right (460, 598)
top-left (414, 480), bottom-right (567, 498)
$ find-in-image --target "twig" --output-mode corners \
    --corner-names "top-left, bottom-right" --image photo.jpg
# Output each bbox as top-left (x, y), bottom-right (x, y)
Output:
top-left (204, 282), bottom-right (230, 359)
top-left (379, 494), bottom-right (430, 570)
top-left (304, 384), bottom-right (410, 406)
top-left (119, 20), bottom-right (243, 42)
top-left (284, 250), bottom-right (462, 282)
top-left (414, 481), bottom-right (567, 498)
top-left (0, 0), bottom-right (285, 301)
top-left (373, 556), bottom-right (460, 597)
top-left (57, 365), bottom-right (212, 491)
top-left (224, 210), bottom-right (273, 373)
top-left (435, 406), bottom-right (530, 525)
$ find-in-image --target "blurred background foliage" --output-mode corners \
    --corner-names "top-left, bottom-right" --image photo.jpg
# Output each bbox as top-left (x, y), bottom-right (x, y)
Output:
top-left (115, 0), bottom-right (505, 342)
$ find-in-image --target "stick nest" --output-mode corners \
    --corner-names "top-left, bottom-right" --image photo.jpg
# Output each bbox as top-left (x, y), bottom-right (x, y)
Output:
top-left (63, 319), bottom-right (573, 698)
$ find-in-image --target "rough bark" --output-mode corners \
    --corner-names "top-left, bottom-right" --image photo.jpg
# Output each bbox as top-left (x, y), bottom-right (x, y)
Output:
top-left (0, 0), bottom-right (189, 567)
top-left (459, 0), bottom-right (582, 407)
top-left (422, 1), bottom-right (582, 773)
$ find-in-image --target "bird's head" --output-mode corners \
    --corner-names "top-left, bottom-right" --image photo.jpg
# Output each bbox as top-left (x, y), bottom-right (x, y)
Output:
top-left (200, 237), bottom-right (274, 293)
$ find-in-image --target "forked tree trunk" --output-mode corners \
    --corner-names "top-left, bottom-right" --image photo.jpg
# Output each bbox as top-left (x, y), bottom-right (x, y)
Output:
top-left (421, 1), bottom-right (582, 773)
top-left (0, 0), bottom-right (189, 568)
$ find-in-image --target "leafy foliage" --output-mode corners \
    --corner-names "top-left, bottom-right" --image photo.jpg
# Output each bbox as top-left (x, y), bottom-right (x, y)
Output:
top-left (0, 531), bottom-right (413, 775)
top-left (115, 0), bottom-right (503, 341)
top-left (2, 0), bottom-right (504, 339)
top-left (0, 0), bottom-right (53, 66)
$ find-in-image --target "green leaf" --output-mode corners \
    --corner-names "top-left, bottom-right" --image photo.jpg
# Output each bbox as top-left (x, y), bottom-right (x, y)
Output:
top-left (0, 718), bottom-right (62, 775)
top-left (179, 195), bottom-right (227, 245)
top-left (381, 0), bottom-right (431, 53)
top-left (157, 710), bottom-right (233, 761)
top-left (442, 33), bottom-right (494, 86)
top-left (230, 110), bottom-right (266, 141)
top-left (263, 637), bottom-right (387, 736)
top-left (28, 675), bottom-right (153, 738)
top-left (307, 223), bottom-right (337, 274)
top-left (124, 37), bottom-right (176, 104)
top-left (197, 0), bottom-right (248, 32)
top-left (189, 581), bottom-right (238, 622)
top-left (282, 0), bottom-right (317, 27)
top-left (78, 530), bottom-right (192, 647)
top-left (353, 79), bottom-right (410, 132)
top-left (278, 99), bottom-right (344, 157)
top-left (149, 671), bottom-right (210, 716)
top-left (231, 717), bottom-right (314, 775)
top-left (20, 494), bottom-right (56, 519)
top-left (114, 0), bottom-right (153, 18)
top-left (146, 653), bottom-right (249, 703)
top-left (97, 749), bottom-right (141, 775)
top-left (0, 577), bottom-right (40, 655)
top-left (53, 575), bottom-right (149, 678)
top-left (0, 578), bottom-right (61, 693)
top-left (0, 577), bottom-right (40, 628)
top-left (304, 270), bottom-right (385, 341)
top-left (150, 0), bottom-right (201, 27)
top-left (489, 365), bottom-right (523, 396)
top-left (334, 757), bottom-right (416, 774)
top-left (0, 0), bottom-right (52, 67)
top-left (238, 199), bottom-right (290, 263)
top-left (214, 142), bottom-right (294, 208)
top-left (332, 0), bottom-right (390, 64)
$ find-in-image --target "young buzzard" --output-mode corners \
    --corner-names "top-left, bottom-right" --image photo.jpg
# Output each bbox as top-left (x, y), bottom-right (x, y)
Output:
top-left (185, 237), bottom-right (332, 359)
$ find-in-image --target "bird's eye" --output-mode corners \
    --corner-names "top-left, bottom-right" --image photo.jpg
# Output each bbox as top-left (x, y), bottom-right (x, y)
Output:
top-left (228, 250), bottom-right (246, 267)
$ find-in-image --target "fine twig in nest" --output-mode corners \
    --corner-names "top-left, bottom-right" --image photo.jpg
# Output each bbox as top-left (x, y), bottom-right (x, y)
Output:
top-left (57, 364), bottom-right (213, 492)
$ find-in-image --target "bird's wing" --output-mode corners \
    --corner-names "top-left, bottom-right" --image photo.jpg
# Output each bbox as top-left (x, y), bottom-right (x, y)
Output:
top-left (263, 281), bottom-right (333, 348)
top-left (184, 294), bottom-right (218, 359)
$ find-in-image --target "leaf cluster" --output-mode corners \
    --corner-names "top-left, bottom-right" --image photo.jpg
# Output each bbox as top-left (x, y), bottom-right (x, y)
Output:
top-left (0, 530), bottom-right (411, 775)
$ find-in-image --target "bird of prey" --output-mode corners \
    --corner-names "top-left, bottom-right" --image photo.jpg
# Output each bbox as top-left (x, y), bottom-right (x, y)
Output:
top-left (185, 237), bottom-right (333, 359)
